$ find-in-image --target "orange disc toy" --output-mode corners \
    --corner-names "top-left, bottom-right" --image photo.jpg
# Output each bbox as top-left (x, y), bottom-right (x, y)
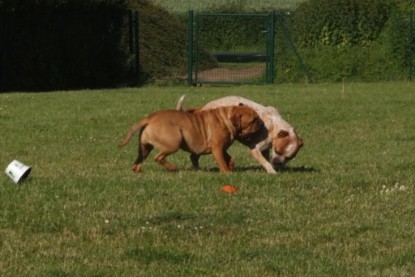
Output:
top-left (221, 185), bottom-right (239, 194)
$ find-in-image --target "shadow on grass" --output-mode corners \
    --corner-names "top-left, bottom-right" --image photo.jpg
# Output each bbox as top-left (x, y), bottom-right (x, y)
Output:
top-left (278, 166), bottom-right (319, 173)
top-left (193, 165), bottom-right (318, 173)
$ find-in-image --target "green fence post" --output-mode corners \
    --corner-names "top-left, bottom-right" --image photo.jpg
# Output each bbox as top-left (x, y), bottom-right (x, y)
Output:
top-left (276, 13), bottom-right (312, 83)
top-left (134, 11), bottom-right (140, 86)
top-left (409, 10), bottom-right (413, 81)
top-left (0, 14), bottom-right (5, 90)
top-left (194, 12), bottom-right (200, 85)
top-left (188, 10), bottom-right (193, 86)
top-left (128, 10), bottom-right (139, 86)
top-left (128, 11), bottom-right (134, 85)
top-left (269, 11), bottom-right (276, 83)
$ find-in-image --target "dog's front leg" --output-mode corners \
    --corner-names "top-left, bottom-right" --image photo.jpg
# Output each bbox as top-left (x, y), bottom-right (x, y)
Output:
top-left (211, 148), bottom-right (231, 173)
top-left (223, 151), bottom-right (235, 171)
top-left (249, 147), bottom-right (276, 174)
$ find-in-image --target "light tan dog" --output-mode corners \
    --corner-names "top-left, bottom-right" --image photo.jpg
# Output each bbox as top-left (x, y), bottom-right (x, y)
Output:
top-left (177, 95), bottom-right (303, 174)
top-left (118, 106), bottom-right (263, 173)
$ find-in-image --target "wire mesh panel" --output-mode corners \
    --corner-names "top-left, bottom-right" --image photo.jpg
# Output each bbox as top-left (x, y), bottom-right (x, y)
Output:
top-left (190, 12), bottom-right (275, 84)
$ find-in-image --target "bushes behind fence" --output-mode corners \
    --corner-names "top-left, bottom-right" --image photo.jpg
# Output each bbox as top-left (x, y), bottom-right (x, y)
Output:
top-left (278, 0), bottom-right (414, 82)
top-left (178, 0), bottom-right (414, 82)
top-left (0, 0), bottom-right (129, 91)
top-left (0, 0), bottom-right (202, 91)
top-left (0, 0), bottom-right (413, 90)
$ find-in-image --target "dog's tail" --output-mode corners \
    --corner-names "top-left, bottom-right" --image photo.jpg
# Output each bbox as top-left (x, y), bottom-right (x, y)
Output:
top-left (117, 118), bottom-right (149, 148)
top-left (176, 94), bottom-right (186, 111)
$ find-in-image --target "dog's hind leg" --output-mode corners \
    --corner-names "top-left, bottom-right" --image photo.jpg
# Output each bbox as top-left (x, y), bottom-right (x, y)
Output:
top-left (190, 153), bottom-right (200, 170)
top-left (132, 143), bottom-right (153, 173)
top-left (132, 127), bottom-right (153, 173)
top-left (154, 152), bottom-right (177, 172)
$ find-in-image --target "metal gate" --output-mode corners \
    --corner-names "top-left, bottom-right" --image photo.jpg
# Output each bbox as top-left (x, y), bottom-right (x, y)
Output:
top-left (187, 11), bottom-right (275, 85)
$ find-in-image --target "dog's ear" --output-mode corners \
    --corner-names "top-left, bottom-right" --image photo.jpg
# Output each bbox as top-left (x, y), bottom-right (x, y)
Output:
top-left (277, 130), bottom-right (289, 138)
top-left (230, 107), bottom-right (243, 131)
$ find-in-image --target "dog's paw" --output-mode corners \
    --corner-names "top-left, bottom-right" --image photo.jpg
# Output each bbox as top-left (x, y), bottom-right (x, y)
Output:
top-left (229, 159), bottom-right (235, 171)
top-left (165, 164), bottom-right (178, 172)
top-left (132, 164), bottom-right (142, 173)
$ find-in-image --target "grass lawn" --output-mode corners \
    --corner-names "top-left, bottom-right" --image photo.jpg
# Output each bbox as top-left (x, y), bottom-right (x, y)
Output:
top-left (0, 82), bottom-right (414, 276)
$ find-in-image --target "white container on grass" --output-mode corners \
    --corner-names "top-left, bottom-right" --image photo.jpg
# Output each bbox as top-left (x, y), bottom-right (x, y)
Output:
top-left (5, 160), bottom-right (32, 184)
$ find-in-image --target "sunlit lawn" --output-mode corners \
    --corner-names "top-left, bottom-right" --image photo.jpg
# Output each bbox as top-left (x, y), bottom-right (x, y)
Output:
top-left (0, 82), bottom-right (414, 276)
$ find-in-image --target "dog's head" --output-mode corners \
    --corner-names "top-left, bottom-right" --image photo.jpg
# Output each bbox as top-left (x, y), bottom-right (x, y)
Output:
top-left (230, 105), bottom-right (263, 139)
top-left (270, 129), bottom-right (303, 168)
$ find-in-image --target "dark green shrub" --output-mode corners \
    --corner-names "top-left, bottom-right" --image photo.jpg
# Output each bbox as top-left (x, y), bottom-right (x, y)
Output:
top-left (378, 10), bottom-right (415, 72)
top-left (276, 37), bottom-right (410, 83)
top-left (126, 1), bottom-right (216, 82)
top-left (275, 0), bottom-right (414, 82)
top-left (290, 0), bottom-right (395, 47)
top-left (196, 14), bottom-right (270, 53)
top-left (0, 0), bottom-right (215, 91)
top-left (0, 0), bottom-right (128, 91)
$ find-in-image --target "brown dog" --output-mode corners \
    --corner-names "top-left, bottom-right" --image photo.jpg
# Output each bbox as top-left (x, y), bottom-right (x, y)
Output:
top-left (177, 95), bottom-right (303, 173)
top-left (118, 106), bottom-right (262, 173)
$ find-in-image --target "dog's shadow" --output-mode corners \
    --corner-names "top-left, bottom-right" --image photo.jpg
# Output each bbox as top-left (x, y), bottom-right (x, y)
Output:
top-left (277, 166), bottom-right (318, 173)
top-left (198, 165), bottom-right (318, 173)
top-left (233, 165), bottom-right (318, 173)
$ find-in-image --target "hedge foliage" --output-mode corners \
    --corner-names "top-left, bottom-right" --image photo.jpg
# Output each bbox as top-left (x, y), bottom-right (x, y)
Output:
top-left (176, 0), bottom-right (413, 82)
top-left (278, 0), bottom-right (415, 82)
top-left (0, 0), bottom-right (127, 91)
top-left (290, 0), bottom-right (394, 47)
top-left (196, 14), bottom-right (271, 53)
top-left (0, 0), bottom-right (212, 91)
top-left (0, 0), bottom-right (413, 90)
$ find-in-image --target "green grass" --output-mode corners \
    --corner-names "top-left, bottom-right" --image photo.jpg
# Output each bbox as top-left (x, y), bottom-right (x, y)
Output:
top-left (0, 83), bottom-right (414, 276)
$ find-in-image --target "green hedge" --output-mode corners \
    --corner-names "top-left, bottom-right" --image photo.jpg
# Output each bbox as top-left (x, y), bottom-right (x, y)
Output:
top-left (1, 0), bottom-right (413, 90)
top-left (277, 0), bottom-right (414, 82)
top-left (0, 0), bottom-right (215, 91)
top-left (290, 0), bottom-right (394, 47)
top-left (126, 1), bottom-right (215, 82)
top-left (0, 0), bottom-right (128, 91)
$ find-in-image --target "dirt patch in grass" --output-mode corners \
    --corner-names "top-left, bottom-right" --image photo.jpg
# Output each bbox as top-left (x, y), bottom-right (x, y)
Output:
top-left (195, 64), bottom-right (266, 82)
top-left (170, 64), bottom-right (266, 83)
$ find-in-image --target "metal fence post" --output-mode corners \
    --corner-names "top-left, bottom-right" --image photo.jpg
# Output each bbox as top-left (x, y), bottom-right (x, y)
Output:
top-left (194, 12), bottom-right (200, 84)
top-left (276, 13), bottom-right (312, 83)
top-left (0, 12), bottom-right (9, 90)
top-left (128, 10), bottom-right (134, 85)
top-left (409, 10), bottom-right (413, 81)
top-left (268, 11), bottom-right (276, 83)
top-left (128, 10), bottom-right (139, 87)
top-left (188, 10), bottom-right (193, 86)
top-left (134, 11), bottom-right (140, 86)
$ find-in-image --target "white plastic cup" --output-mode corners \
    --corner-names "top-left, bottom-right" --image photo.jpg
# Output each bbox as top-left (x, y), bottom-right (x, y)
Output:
top-left (5, 160), bottom-right (32, 184)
